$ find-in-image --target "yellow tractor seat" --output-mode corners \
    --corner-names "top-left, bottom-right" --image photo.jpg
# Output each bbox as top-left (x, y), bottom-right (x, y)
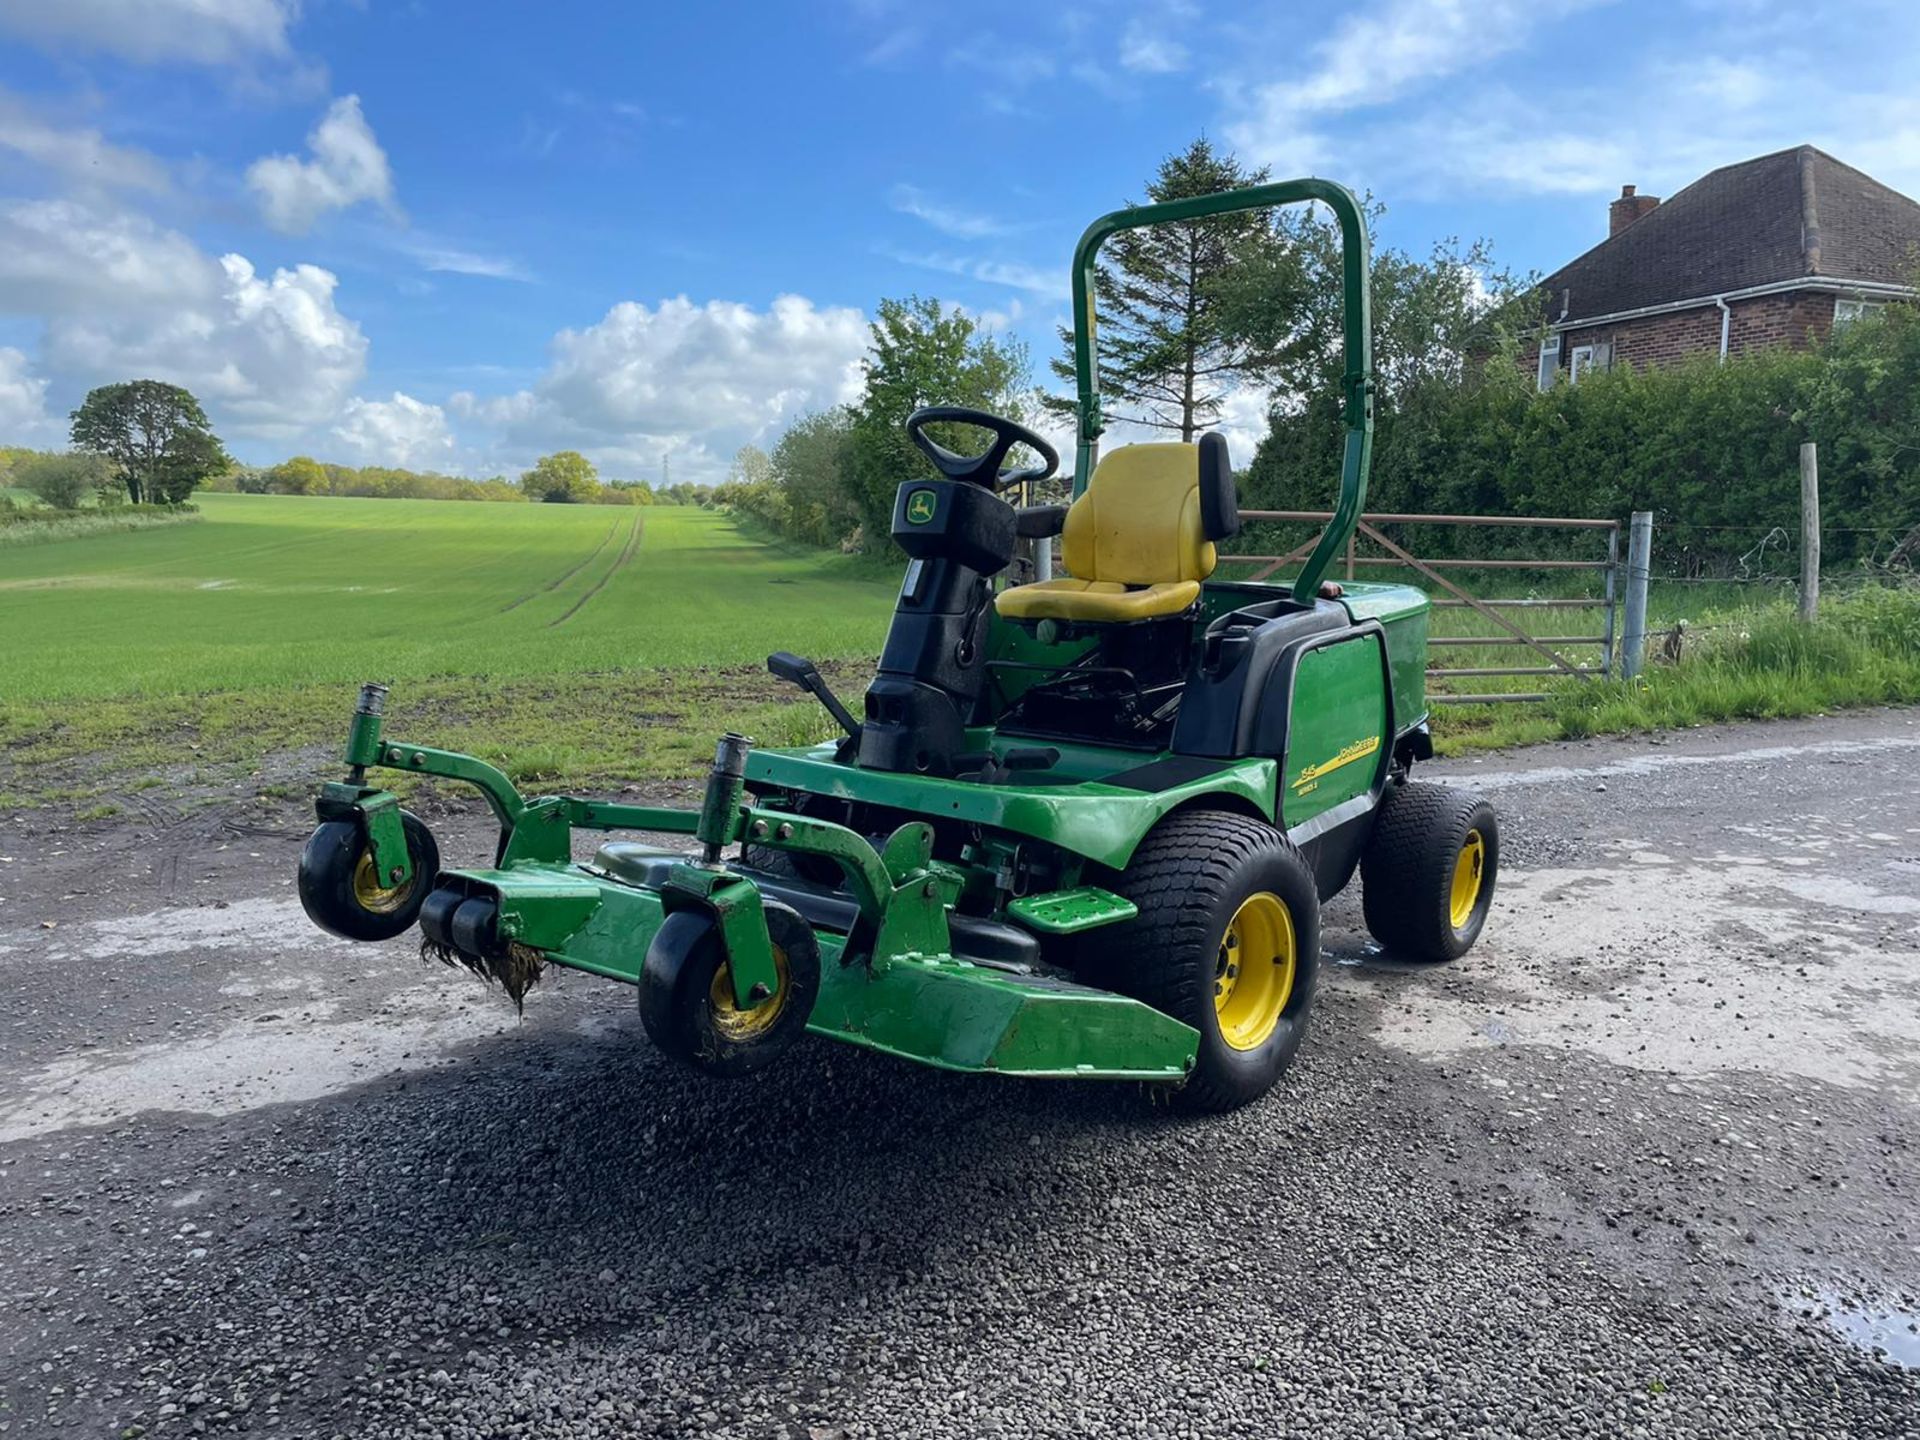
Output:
top-left (996, 433), bottom-right (1239, 625)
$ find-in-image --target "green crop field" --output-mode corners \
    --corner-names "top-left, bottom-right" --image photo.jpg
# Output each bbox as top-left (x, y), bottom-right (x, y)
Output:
top-left (0, 493), bottom-right (895, 700)
top-left (0, 494), bottom-right (898, 805)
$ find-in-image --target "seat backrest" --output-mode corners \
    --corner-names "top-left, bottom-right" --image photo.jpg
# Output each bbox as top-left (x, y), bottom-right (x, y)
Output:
top-left (1061, 431), bottom-right (1239, 586)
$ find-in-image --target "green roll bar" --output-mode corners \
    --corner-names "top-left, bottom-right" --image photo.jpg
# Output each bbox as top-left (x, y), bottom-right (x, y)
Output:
top-left (1068, 178), bottom-right (1374, 605)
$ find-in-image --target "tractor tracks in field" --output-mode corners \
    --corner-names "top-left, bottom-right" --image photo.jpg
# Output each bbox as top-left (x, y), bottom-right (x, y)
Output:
top-left (548, 511), bottom-right (645, 628)
top-left (496, 519), bottom-right (621, 614)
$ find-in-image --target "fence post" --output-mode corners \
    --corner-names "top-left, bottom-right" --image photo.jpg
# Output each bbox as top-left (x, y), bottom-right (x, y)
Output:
top-left (1799, 441), bottom-right (1820, 621)
top-left (1622, 510), bottom-right (1653, 679)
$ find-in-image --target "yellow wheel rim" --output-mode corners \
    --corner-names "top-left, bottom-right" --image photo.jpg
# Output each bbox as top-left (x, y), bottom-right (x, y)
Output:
top-left (352, 849), bottom-right (414, 915)
top-left (708, 944), bottom-right (791, 1043)
top-left (1449, 830), bottom-right (1486, 931)
top-left (1214, 891), bottom-right (1296, 1052)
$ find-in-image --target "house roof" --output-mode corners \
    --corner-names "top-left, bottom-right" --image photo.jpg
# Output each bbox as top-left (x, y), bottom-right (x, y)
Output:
top-left (1542, 146), bottom-right (1920, 325)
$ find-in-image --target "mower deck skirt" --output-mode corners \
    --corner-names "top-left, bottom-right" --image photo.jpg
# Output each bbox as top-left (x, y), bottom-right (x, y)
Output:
top-left (445, 861), bottom-right (1199, 1082)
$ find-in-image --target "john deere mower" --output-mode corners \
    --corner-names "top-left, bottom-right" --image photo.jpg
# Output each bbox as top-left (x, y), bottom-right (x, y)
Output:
top-left (297, 179), bottom-right (1498, 1111)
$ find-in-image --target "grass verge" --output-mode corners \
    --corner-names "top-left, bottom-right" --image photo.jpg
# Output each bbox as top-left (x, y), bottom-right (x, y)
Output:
top-left (0, 663), bottom-right (858, 811)
top-left (1433, 585), bottom-right (1920, 753)
top-left (0, 507), bottom-right (202, 548)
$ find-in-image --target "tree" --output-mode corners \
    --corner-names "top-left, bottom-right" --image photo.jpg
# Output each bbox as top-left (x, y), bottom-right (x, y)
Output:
top-left (848, 296), bottom-right (1029, 546)
top-left (521, 450), bottom-right (601, 503)
top-left (15, 451), bottom-right (113, 510)
top-left (69, 380), bottom-right (229, 504)
top-left (1228, 205), bottom-right (1539, 517)
top-left (1043, 137), bottom-right (1282, 441)
top-left (771, 408), bottom-right (858, 547)
top-left (1217, 205), bottom-right (1537, 415)
top-left (267, 456), bottom-right (330, 495)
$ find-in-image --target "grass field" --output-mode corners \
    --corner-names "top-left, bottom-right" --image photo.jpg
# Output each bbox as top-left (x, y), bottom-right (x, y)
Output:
top-left (1, 493), bottom-right (893, 698)
top-left (0, 494), bottom-right (897, 807)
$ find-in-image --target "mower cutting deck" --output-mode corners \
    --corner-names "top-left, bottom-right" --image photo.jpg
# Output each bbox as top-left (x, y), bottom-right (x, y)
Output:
top-left (296, 178), bottom-right (1499, 1111)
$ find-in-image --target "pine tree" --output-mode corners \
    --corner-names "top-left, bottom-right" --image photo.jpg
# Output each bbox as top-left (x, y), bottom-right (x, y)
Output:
top-left (1044, 138), bottom-right (1282, 441)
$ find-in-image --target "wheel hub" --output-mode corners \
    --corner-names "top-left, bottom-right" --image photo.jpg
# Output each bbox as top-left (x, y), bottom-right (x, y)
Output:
top-left (708, 943), bottom-right (791, 1042)
top-left (351, 849), bottom-right (413, 915)
top-left (1449, 830), bottom-right (1485, 930)
top-left (1213, 891), bottom-right (1296, 1052)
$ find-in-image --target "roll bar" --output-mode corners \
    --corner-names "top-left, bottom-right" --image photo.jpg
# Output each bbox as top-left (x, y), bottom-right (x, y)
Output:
top-left (1068, 178), bottom-right (1373, 605)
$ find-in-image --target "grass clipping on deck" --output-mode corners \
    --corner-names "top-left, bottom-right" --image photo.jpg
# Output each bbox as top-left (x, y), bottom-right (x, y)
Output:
top-left (422, 936), bottom-right (547, 1012)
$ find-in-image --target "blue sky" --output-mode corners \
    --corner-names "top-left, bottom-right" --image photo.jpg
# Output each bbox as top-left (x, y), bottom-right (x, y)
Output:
top-left (0, 0), bottom-right (1915, 482)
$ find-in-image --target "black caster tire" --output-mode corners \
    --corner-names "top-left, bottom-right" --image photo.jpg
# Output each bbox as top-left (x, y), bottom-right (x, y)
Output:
top-left (1360, 783), bottom-right (1498, 963)
top-left (638, 900), bottom-right (820, 1076)
top-left (298, 811), bottom-right (439, 942)
top-left (1105, 810), bottom-right (1321, 1113)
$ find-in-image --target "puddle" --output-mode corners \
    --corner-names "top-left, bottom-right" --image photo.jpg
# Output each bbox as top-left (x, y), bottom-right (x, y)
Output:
top-left (1785, 1288), bottom-right (1920, 1368)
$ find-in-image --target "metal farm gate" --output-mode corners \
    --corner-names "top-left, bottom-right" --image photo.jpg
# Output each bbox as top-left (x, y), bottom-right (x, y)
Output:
top-left (1216, 510), bottom-right (1626, 703)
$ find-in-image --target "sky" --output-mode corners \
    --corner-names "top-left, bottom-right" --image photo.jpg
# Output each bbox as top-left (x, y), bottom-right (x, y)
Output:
top-left (0, 0), bottom-right (1916, 484)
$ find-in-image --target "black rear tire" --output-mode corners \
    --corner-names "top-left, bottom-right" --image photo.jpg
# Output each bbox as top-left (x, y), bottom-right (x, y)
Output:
top-left (1103, 810), bottom-right (1321, 1113)
top-left (298, 811), bottom-right (439, 942)
top-left (1360, 783), bottom-right (1498, 962)
top-left (639, 900), bottom-right (820, 1076)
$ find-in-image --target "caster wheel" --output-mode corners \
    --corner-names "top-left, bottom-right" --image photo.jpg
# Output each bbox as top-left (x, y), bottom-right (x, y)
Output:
top-left (298, 811), bottom-right (439, 942)
top-left (638, 900), bottom-right (820, 1076)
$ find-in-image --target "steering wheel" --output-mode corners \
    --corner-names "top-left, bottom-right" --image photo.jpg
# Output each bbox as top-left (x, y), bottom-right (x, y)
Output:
top-left (904, 405), bottom-right (1059, 491)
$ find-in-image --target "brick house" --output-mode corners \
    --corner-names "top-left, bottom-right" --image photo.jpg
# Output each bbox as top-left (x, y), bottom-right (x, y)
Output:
top-left (1526, 145), bottom-right (1920, 388)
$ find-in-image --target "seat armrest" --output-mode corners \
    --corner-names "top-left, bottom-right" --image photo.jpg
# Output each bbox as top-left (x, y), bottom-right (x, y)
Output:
top-left (1015, 504), bottom-right (1069, 539)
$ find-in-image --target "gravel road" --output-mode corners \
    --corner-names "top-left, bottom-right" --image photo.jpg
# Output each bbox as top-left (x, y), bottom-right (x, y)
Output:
top-left (2, 710), bottom-right (1918, 1438)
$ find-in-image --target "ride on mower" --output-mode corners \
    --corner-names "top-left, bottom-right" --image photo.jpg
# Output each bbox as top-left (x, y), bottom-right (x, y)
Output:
top-left (297, 179), bottom-right (1498, 1111)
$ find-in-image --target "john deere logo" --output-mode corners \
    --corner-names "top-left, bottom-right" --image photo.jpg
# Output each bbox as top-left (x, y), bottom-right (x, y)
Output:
top-left (905, 489), bottom-right (937, 524)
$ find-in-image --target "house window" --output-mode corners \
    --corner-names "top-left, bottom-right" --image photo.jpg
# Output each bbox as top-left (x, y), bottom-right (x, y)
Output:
top-left (1568, 341), bottom-right (1612, 382)
top-left (1536, 335), bottom-right (1561, 391)
top-left (1834, 297), bottom-right (1885, 328)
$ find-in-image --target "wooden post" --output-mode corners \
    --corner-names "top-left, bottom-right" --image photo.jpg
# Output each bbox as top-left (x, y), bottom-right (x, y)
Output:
top-left (1622, 511), bottom-right (1653, 679)
top-left (1799, 441), bottom-right (1820, 621)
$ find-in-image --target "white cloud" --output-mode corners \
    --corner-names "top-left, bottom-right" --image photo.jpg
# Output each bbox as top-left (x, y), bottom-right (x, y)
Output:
top-left (1118, 22), bottom-right (1188, 74)
top-left (455, 294), bottom-right (869, 485)
top-left (0, 200), bottom-right (213, 311)
top-left (889, 184), bottom-right (1011, 240)
top-left (0, 92), bottom-right (169, 192)
top-left (46, 255), bottom-right (366, 439)
top-left (0, 198), bottom-right (367, 440)
top-left (332, 392), bottom-right (454, 468)
top-left (395, 238), bottom-right (533, 281)
top-left (246, 96), bottom-right (396, 234)
top-left (883, 248), bottom-right (1069, 300)
top-left (1227, 0), bottom-right (1609, 171)
top-left (0, 346), bottom-right (56, 443)
top-left (0, 0), bottom-right (295, 66)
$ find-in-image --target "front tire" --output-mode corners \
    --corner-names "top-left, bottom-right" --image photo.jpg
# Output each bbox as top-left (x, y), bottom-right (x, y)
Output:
top-left (639, 900), bottom-right (820, 1076)
top-left (1105, 811), bottom-right (1321, 1113)
top-left (1360, 783), bottom-right (1498, 962)
top-left (297, 811), bottom-right (440, 942)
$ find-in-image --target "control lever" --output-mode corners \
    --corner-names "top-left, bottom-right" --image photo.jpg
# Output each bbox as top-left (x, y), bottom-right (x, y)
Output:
top-left (766, 652), bottom-right (861, 739)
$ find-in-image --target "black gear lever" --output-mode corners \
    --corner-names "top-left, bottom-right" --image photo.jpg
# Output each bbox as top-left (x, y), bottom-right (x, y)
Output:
top-left (766, 652), bottom-right (861, 740)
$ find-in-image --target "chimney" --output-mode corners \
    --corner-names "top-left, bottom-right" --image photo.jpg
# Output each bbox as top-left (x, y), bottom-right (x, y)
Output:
top-left (1610, 184), bottom-right (1659, 237)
